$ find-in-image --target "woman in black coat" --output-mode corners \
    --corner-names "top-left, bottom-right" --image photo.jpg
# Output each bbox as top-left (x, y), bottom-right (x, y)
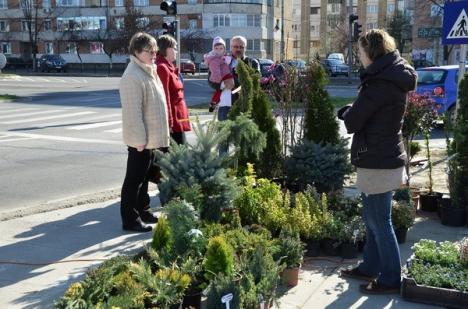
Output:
top-left (338, 29), bottom-right (417, 294)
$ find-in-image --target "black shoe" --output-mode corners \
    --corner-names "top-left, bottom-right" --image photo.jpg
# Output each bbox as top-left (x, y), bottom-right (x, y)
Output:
top-left (359, 279), bottom-right (400, 294)
top-left (122, 221), bottom-right (152, 233)
top-left (209, 105), bottom-right (215, 112)
top-left (340, 266), bottom-right (376, 281)
top-left (140, 212), bottom-right (158, 224)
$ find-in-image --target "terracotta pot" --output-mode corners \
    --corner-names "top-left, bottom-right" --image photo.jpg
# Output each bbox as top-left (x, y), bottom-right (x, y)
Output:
top-left (281, 265), bottom-right (300, 287)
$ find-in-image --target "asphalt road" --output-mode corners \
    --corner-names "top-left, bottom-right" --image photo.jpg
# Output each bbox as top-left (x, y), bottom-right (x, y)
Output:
top-left (0, 75), bottom-right (212, 216)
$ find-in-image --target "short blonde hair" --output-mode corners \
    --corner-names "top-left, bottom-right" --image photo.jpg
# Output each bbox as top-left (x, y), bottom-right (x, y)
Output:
top-left (230, 35), bottom-right (247, 47)
top-left (128, 32), bottom-right (157, 56)
top-left (358, 29), bottom-right (396, 61)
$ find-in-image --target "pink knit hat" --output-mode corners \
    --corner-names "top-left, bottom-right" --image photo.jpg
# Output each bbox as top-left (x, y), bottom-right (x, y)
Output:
top-left (212, 36), bottom-right (226, 49)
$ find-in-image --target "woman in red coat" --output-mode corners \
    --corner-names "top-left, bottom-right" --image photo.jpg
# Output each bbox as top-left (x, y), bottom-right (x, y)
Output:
top-left (156, 35), bottom-right (191, 144)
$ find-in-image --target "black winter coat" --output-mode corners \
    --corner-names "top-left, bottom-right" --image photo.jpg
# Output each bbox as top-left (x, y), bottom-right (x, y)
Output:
top-left (339, 51), bottom-right (417, 169)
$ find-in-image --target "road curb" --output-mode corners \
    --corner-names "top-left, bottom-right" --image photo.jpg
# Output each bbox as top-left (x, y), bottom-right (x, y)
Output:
top-left (0, 188), bottom-right (122, 222)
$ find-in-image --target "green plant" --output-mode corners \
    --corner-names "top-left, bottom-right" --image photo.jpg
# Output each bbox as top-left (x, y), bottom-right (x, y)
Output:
top-left (157, 120), bottom-right (238, 222)
top-left (412, 239), bottom-right (460, 266)
top-left (391, 200), bottom-right (415, 230)
top-left (164, 199), bottom-right (198, 257)
top-left (460, 237), bottom-right (468, 267)
top-left (339, 215), bottom-right (366, 244)
top-left (409, 260), bottom-right (468, 292)
top-left (285, 139), bottom-right (352, 193)
top-left (303, 62), bottom-right (340, 145)
top-left (205, 274), bottom-right (241, 309)
top-left (203, 236), bottom-right (235, 281)
top-left (229, 60), bottom-right (254, 119)
top-left (274, 230), bottom-right (305, 268)
top-left (287, 192), bottom-right (314, 239)
top-left (452, 74), bottom-right (468, 209)
top-left (393, 187), bottom-right (412, 203)
top-left (151, 216), bottom-right (173, 254)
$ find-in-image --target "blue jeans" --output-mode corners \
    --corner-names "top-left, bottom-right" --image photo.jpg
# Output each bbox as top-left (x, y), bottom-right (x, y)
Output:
top-left (358, 191), bottom-right (401, 287)
top-left (217, 106), bottom-right (230, 155)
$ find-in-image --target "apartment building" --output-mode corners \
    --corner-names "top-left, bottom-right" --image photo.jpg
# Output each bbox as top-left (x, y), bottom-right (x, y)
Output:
top-left (0, 0), bottom-right (293, 65)
top-left (291, 0), bottom-right (406, 61)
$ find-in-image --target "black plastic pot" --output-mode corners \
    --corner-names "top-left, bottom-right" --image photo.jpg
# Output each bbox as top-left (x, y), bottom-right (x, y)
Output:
top-left (357, 238), bottom-right (366, 252)
top-left (419, 192), bottom-right (442, 212)
top-left (441, 205), bottom-right (466, 227)
top-left (321, 239), bottom-right (340, 256)
top-left (305, 239), bottom-right (320, 257)
top-left (394, 228), bottom-right (408, 244)
top-left (182, 291), bottom-right (202, 309)
top-left (169, 303), bottom-right (182, 309)
top-left (339, 242), bottom-right (358, 259)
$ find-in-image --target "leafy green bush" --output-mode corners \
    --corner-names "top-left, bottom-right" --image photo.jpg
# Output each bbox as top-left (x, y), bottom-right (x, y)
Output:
top-left (203, 236), bottom-right (235, 281)
top-left (285, 139), bottom-right (352, 193)
top-left (391, 200), bottom-right (416, 230)
top-left (409, 260), bottom-right (468, 292)
top-left (274, 230), bottom-right (305, 267)
top-left (288, 192), bottom-right (314, 239)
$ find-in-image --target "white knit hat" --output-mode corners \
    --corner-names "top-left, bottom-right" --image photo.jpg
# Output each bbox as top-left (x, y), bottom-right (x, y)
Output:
top-left (212, 36), bottom-right (226, 49)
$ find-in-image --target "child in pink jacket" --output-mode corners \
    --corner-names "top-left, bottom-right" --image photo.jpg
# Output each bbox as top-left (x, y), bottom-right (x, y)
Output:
top-left (204, 36), bottom-right (234, 112)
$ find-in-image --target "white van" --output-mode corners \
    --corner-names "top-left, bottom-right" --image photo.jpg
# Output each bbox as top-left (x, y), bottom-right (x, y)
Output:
top-left (327, 53), bottom-right (345, 63)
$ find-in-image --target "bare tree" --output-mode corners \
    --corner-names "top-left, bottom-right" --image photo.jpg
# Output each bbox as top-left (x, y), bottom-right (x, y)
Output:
top-left (97, 14), bottom-right (126, 72)
top-left (387, 12), bottom-right (412, 53)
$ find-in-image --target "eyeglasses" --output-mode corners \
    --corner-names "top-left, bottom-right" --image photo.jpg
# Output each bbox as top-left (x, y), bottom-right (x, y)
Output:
top-left (144, 49), bottom-right (157, 55)
top-left (232, 45), bottom-right (245, 49)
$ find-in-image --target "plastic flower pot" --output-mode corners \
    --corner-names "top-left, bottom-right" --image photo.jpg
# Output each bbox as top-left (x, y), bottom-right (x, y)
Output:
top-left (339, 242), bottom-right (358, 259)
top-left (395, 227), bottom-right (408, 244)
top-left (305, 239), bottom-right (320, 257)
top-left (441, 204), bottom-right (466, 227)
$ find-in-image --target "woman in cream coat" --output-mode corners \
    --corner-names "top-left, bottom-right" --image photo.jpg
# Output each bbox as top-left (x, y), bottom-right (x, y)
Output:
top-left (119, 32), bottom-right (169, 233)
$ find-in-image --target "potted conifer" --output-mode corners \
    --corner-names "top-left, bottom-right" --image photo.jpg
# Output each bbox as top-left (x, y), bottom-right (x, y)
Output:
top-left (275, 230), bottom-right (305, 287)
top-left (391, 200), bottom-right (416, 243)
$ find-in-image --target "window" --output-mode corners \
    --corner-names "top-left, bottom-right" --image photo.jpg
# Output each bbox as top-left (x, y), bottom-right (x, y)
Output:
top-left (327, 3), bottom-right (340, 14)
top-left (0, 20), bottom-right (8, 32)
top-left (213, 14), bottom-right (230, 27)
top-left (247, 15), bottom-right (261, 27)
top-left (0, 0), bottom-right (7, 9)
top-left (21, 20), bottom-right (30, 31)
top-left (1, 42), bottom-right (11, 54)
top-left (44, 19), bottom-right (51, 31)
top-left (115, 0), bottom-right (123, 6)
top-left (45, 42), bottom-right (54, 54)
top-left (57, 17), bottom-right (107, 30)
top-left (90, 42), bottom-right (104, 54)
top-left (187, 0), bottom-right (197, 4)
top-left (367, 22), bottom-right (377, 30)
top-left (188, 19), bottom-right (197, 29)
top-left (247, 39), bottom-right (261, 51)
top-left (57, 0), bottom-right (80, 6)
top-left (133, 0), bottom-right (148, 6)
top-left (387, 3), bottom-right (395, 14)
top-left (293, 40), bottom-right (299, 48)
top-left (310, 7), bottom-right (319, 15)
top-left (66, 42), bottom-right (77, 54)
top-left (136, 17), bottom-right (149, 28)
top-left (115, 17), bottom-right (124, 30)
top-left (367, 5), bottom-right (377, 14)
top-left (43, 0), bottom-right (51, 8)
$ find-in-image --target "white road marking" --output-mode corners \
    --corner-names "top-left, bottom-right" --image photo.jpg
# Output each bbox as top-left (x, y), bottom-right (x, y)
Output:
top-left (0, 137), bottom-right (35, 143)
top-left (68, 120), bottom-right (121, 130)
top-left (0, 109), bottom-right (64, 120)
top-left (0, 108), bottom-right (38, 114)
top-left (35, 77), bottom-right (51, 82)
top-left (18, 76), bottom-right (35, 81)
top-left (105, 128), bottom-right (122, 133)
top-left (0, 131), bottom-right (121, 145)
top-left (30, 112), bottom-right (120, 128)
top-left (1, 111), bottom-right (96, 124)
top-left (50, 78), bottom-right (66, 83)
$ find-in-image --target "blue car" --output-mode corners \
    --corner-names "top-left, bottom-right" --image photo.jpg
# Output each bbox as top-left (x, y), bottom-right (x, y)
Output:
top-left (416, 65), bottom-right (468, 119)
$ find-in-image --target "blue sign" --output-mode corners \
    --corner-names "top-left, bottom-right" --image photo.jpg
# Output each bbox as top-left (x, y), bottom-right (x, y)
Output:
top-left (443, 1), bottom-right (468, 44)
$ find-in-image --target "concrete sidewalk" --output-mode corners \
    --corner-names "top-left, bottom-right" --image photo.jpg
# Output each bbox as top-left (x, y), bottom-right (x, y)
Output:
top-left (0, 194), bottom-right (466, 309)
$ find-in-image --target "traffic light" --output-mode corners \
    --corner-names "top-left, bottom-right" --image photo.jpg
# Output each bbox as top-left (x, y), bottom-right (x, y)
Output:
top-left (160, 1), bottom-right (177, 15)
top-left (353, 22), bottom-right (363, 41)
top-left (349, 14), bottom-right (358, 24)
top-left (162, 21), bottom-right (176, 37)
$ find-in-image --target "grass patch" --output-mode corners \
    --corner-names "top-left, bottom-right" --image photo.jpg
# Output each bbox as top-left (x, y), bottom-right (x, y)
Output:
top-left (330, 97), bottom-right (356, 108)
top-left (0, 94), bottom-right (19, 100)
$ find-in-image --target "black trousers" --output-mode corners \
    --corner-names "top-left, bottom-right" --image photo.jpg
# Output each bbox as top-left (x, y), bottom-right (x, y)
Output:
top-left (120, 147), bottom-right (154, 227)
top-left (171, 132), bottom-right (186, 145)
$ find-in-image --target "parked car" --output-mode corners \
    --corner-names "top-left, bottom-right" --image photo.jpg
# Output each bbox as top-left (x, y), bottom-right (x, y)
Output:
top-left (38, 54), bottom-right (67, 72)
top-left (5, 57), bottom-right (33, 70)
top-left (327, 53), bottom-right (345, 62)
top-left (258, 58), bottom-right (274, 77)
top-left (321, 59), bottom-right (349, 77)
top-left (179, 58), bottom-right (195, 74)
top-left (198, 61), bottom-right (208, 72)
top-left (415, 65), bottom-right (468, 120)
top-left (285, 59), bottom-right (306, 71)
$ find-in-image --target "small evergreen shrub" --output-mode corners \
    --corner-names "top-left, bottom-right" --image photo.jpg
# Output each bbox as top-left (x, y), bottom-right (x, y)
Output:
top-left (285, 139), bottom-right (352, 193)
top-left (274, 230), bottom-right (305, 268)
top-left (164, 199), bottom-right (198, 257)
top-left (203, 236), bottom-right (235, 281)
top-left (453, 74), bottom-right (468, 208)
top-left (205, 274), bottom-right (241, 309)
top-left (151, 216), bottom-right (172, 254)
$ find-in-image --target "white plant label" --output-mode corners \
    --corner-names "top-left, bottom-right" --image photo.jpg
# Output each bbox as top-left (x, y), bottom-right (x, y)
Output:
top-left (221, 293), bottom-right (233, 309)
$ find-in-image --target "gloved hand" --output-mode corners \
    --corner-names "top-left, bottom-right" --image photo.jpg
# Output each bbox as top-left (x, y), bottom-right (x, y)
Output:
top-left (337, 104), bottom-right (352, 120)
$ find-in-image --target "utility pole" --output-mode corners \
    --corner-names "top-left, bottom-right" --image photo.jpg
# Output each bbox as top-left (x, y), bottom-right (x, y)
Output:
top-left (347, 0), bottom-right (353, 84)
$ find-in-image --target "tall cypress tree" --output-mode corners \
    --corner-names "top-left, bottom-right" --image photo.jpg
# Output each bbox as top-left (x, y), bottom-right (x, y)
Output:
top-left (228, 60), bottom-right (253, 119)
top-left (303, 63), bottom-right (339, 145)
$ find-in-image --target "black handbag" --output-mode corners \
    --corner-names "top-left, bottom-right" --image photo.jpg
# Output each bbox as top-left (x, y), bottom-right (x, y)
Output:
top-left (148, 160), bottom-right (162, 184)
